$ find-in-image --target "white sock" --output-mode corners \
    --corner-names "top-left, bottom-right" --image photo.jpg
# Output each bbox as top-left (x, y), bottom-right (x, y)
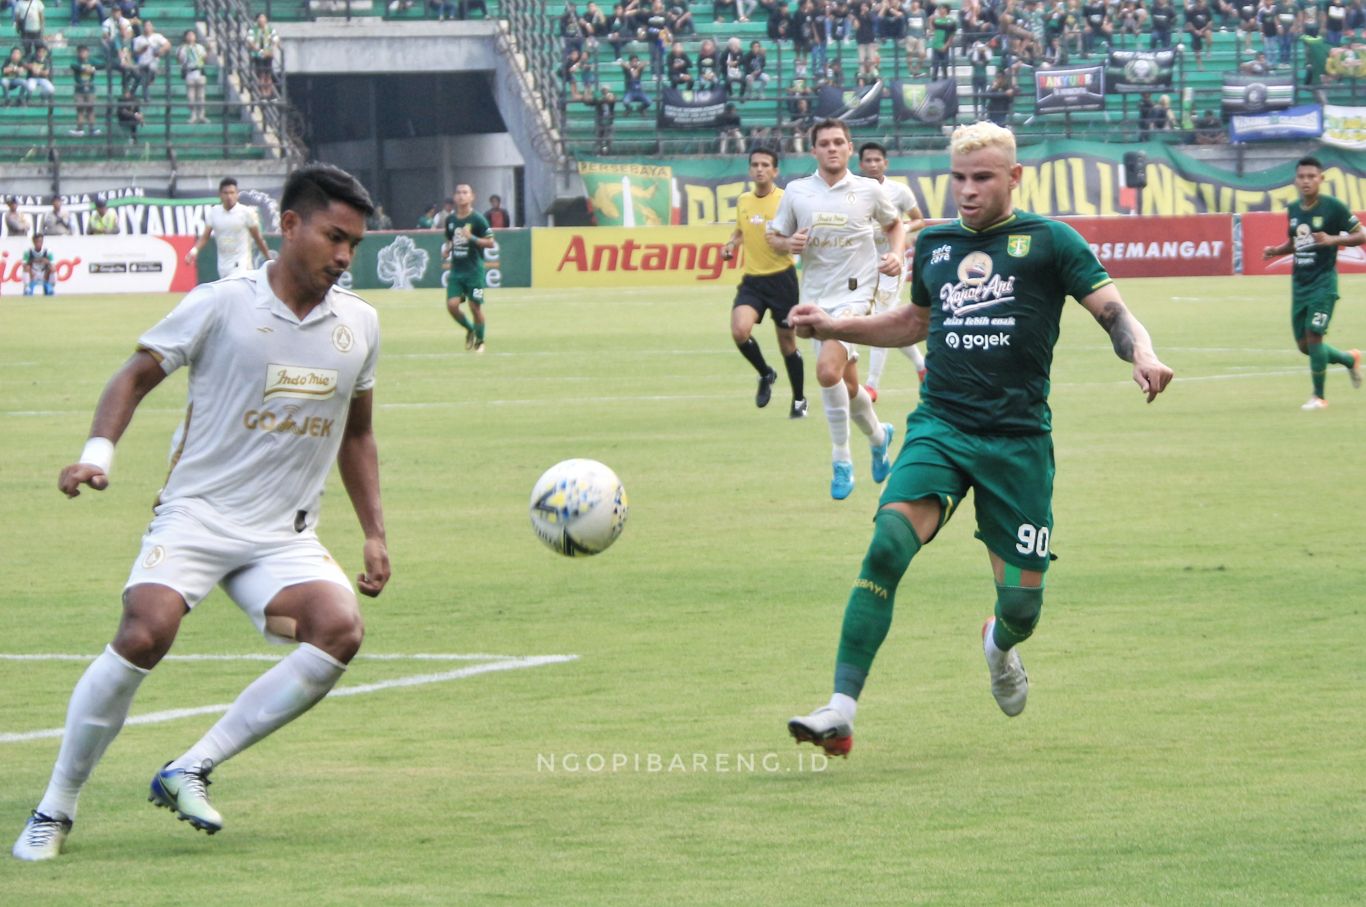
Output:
top-left (984, 622), bottom-right (1008, 666)
top-left (866, 345), bottom-right (888, 389)
top-left (168, 644), bottom-right (345, 772)
top-left (820, 382), bottom-right (852, 462)
top-left (849, 385), bottom-right (886, 446)
top-left (37, 645), bottom-right (150, 821)
top-left (828, 692), bottom-right (858, 722)
top-left (902, 344), bottom-right (926, 371)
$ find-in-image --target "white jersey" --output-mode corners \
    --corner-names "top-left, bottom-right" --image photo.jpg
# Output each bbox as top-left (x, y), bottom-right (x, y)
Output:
top-left (138, 264), bottom-right (380, 537)
top-left (873, 178), bottom-right (919, 301)
top-left (206, 202), bottom-right (260, 277)
top-left (768, 169), bottom-right (898, 313)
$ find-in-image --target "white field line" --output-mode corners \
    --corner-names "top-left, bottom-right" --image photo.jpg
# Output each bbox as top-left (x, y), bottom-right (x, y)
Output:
top-left (0, 653), bottom-right (578, 745)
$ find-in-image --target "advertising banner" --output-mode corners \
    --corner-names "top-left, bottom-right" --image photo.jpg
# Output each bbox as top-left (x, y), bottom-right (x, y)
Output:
top-left (1105, 50), bottom-right (1176, 93)
top-left (196, 229), bottom-right (531, 290)
top-left (814, 81), bottom-right (884, 126)
top-left (1239, 210), bottom-right (1366, 276)
top-left (1221, 73), bottom-right (1295, 115)
top-left (657, 86), bottom-right (729, 129)
top-left (890, 78), bottom-right (958, 124)
top-left (0, 188), bottom-right (280, 238)
top-left (1229, 104), bottom-right (1323, 142)
top-left (1322, 105), bottom-right (1366, 151)
top-left (532, 225), bottom-right (739, 288)
top-left (1061, 214), bottom-right (1233, 277)
top-left (1, 235), bottom-right (197, 294)
top-left (579, 142), bottom-right (1366, 225)
top-left (1035, 65), bottom-right (1105, 113)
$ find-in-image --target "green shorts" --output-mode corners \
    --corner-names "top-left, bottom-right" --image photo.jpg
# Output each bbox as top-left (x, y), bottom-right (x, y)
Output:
top-left (879, 408), bottom-right (1055, 572)
top-left (447, 269), bottom-right (486, 302)
top-left (1291, 294), bottom-right (1337, 339)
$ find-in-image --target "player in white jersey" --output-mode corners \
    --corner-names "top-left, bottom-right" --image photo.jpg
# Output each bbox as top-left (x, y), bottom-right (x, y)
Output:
top-left (185, 176), bottom-right (274, 279)
top-left (858, 142), bottom-right (927, 399)
top-left (13, 165), bottom-right (390, 862)
top-left (768, 118), bottom-right (905, 501)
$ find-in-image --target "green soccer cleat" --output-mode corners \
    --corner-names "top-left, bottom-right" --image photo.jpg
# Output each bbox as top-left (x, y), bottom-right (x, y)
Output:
top-left (149, 762), bottom-right (223, 835)
top-left (787, 706), bottom-right (853, 757)
top-left (982, 618), bottom-right (1029, 717)
top-left (12, 811), bottom-right (72, 862)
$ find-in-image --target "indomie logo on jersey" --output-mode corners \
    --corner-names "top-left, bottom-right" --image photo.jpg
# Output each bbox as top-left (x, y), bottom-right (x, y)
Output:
top-left (263, 364), bottom-right (339, 402)
top-left (941, 251), bottom-right (1016, 316)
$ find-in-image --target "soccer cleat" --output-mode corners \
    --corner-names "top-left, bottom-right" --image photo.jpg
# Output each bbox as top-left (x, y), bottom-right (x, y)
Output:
top-left (982, 618), bottom-right (1029, 717)
top-left (475, 342), bottom-right (486, 354)
top-left (831, 460), bottom-right (854, 500)
top-left (864, 383), bottom-right (878, 402)
top-left (149, 761), bottom-right (223, 835)
top-left (917, 368), bottom-right (927, 384)
top-left (787, 706), bottom-right (853, 757)
top-left (789, 398), bottom-right (809, 419)
top-left (12, 811), bottom-right (72, 861)
top-left (1349, 350), bottom-right (1362, 389)
top-left (756, 368), bottom-right (778, 408)
top-left (1301, 396), bottom-right (1329, 411)
top-left (464, 328), bottom-right (475, 350)
top-left (870, 422), bottom-right (895, 484)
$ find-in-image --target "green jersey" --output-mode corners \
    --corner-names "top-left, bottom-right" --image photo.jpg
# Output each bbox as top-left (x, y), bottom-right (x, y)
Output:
top-left (1288, 194), bottom-right (1359, 300)
top-left (911, 210), bottom-right (1112, 436)
top-left (24, 247), bottom-right (54, 280)
top-left (444, 210), bottom-right (492, 274)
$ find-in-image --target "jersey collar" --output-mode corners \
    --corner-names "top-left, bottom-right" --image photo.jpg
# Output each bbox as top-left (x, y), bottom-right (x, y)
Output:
top-left (957, 211), bottom-right (1019, 234)
top-left (255, 263), bottom-right (336, 324)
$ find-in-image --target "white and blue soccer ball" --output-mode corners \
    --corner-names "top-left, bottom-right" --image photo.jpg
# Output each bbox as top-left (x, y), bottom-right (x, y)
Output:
top-left (529, 459), bottom-right (628, 557)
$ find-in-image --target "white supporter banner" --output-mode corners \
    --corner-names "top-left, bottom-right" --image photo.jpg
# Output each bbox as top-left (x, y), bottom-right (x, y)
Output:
top-left (1322, 105), bottom-right (1366, 151)
top-left (0, 235), bottom-right (197, 295)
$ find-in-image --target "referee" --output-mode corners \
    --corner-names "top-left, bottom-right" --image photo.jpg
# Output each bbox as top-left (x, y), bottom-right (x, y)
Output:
top-left (723, 148), bottom-right (807, 418)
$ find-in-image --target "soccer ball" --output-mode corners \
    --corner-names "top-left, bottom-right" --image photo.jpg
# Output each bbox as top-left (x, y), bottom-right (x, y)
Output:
top-left (529, 459), bottom-right (628, 557)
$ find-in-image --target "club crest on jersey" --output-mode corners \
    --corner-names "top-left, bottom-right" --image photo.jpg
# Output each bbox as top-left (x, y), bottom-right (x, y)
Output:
top-left (1006, 235), bottom-right (1031, 257)
top-left (263, 363), bottom-right (339, 402)
top-left (942, 251), bottom-right (1016, 315)
top-left (332, 324), bottom-right (354, 353)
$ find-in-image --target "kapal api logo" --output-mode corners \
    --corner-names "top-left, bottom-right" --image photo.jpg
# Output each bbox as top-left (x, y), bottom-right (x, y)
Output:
top-left (942, 252), bottom-right (1017, 316)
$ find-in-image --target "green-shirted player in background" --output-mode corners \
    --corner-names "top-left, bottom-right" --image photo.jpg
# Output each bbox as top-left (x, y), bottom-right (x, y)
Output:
top-left (443, 184), bottom-right (495, 353)
top-left (785, 121), bottom-right (1173, 756)
top-left (1261, 156), bottom-right (1365, 411)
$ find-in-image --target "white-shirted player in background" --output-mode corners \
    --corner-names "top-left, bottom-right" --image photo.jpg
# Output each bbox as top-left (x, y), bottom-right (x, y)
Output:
top-left (858, 142), bottom-right (927, 399)
top-left (767, 118), bottom-right (905, 500)
top-left (184, 176), bottom-right (275, 279)
top-left (13, 164), bottom-right (390, 862)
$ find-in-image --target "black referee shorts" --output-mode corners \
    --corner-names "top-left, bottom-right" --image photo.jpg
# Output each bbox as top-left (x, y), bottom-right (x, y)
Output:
top-left (732, 266), bottom-right (799, 328)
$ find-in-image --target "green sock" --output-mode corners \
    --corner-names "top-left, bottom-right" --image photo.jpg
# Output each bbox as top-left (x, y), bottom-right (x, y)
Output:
top-left (451, 311), bottom-right (472, 331)
top-left (992, 563), bottom-right (1044, 650)
top-left (475, 321), bottom-right (486, 342)
top-left (1308, 342), bottom-right (1328, 398)
top-left (833, 508), bottom-right (922, 699)
top-left (1323, 343), bottom-right (1354, 368)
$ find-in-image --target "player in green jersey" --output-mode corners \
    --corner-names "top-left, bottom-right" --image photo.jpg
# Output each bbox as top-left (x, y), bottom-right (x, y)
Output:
top-left (443, 184), bottom-right (495, 353)
top-left (784, 121), bottom-right (1173, 756)
top-left (1261, 156), bottom-right (1365, 411)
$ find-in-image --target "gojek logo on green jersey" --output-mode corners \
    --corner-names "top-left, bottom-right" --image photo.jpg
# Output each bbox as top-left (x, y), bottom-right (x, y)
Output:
top-left (940, 251), bottom-right (1016, 316)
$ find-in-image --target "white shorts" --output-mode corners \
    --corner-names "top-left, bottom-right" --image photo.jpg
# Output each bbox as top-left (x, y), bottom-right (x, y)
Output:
top-left (125, 506), bottom-right (353, 644)
top-left (873, 274), bottom-right (904, 311)
top-left (811, 298), bottom-right (872, 359)
top-left (217, 255), bottom-right (253, 279)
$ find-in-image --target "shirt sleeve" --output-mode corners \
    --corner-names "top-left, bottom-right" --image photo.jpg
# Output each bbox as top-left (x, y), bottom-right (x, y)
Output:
top-left (871, 183), bottom-right (899, 229)
top-left (354, 307), bottom-right (381, 395)
top-left (768, 188), bottom-right (796, 236)
top-left (473, 213), bottom-right (492, 238)
top-left (909, 237), bottom-right (931, 308)
top-left (136, 286), bottom-right (221, 374)
top-left (1050, 221), bottom-right (1113, 301)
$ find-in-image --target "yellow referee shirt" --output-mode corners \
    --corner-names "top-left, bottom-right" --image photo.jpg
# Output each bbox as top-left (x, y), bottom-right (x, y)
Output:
top-left (736, 188), bottom-right (794, 277)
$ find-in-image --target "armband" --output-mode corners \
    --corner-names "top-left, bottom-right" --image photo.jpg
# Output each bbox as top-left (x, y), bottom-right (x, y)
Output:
top-left (79, 437), bottom-right (115, 475)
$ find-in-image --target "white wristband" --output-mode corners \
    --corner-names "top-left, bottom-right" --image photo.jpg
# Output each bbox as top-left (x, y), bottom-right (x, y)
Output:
top-left (79, 437), bottom-right (115, 475)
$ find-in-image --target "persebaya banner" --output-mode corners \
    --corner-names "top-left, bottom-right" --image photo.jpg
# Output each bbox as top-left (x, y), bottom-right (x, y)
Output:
top-left (1035, 65), bottom-right (1105, 113)
top-left (890, 78), bottom-right (958, 124)
top-left (1229, 104), bottom-right (1323, 142)
top-left (1105, 50), bottom-right (1176, 93)
top-left (1323, 105), bottom-right (1366, 151)
top-left (1221, 73), bottom-right (1295, 115)
top-left (195, 229), bottom-right (531, 290)
top-left (577, 141), bottom-right (1366, 224)
top-left (0, 187), bottom-right (280, 238)
top-left (657, 86), bottom-right (729, 129)
top-left (814, 81), bottom-right (883, 126)
top-left (579, 161), bottom-right (674, 227)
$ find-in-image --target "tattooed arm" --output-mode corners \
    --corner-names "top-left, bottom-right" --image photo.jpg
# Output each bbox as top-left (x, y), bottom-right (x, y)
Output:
top-left (1080, 284), bottom-right (1174, 403)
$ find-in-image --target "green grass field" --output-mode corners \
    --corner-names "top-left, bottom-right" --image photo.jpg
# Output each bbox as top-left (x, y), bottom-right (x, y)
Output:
top-left (2, 276), bottom-right (1364, 905)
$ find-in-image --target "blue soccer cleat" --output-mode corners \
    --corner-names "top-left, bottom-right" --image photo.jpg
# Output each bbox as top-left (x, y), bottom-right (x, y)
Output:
top-left (870, 422), bottom-right (895, 484)
top-left (831, 460), bottom-right (854, 500)
top-left (149, 761), bottom-right (223, 835)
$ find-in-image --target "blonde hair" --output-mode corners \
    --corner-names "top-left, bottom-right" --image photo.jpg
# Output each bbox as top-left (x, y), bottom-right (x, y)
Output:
top-left (950, 121), bottom-right (1017, 161)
